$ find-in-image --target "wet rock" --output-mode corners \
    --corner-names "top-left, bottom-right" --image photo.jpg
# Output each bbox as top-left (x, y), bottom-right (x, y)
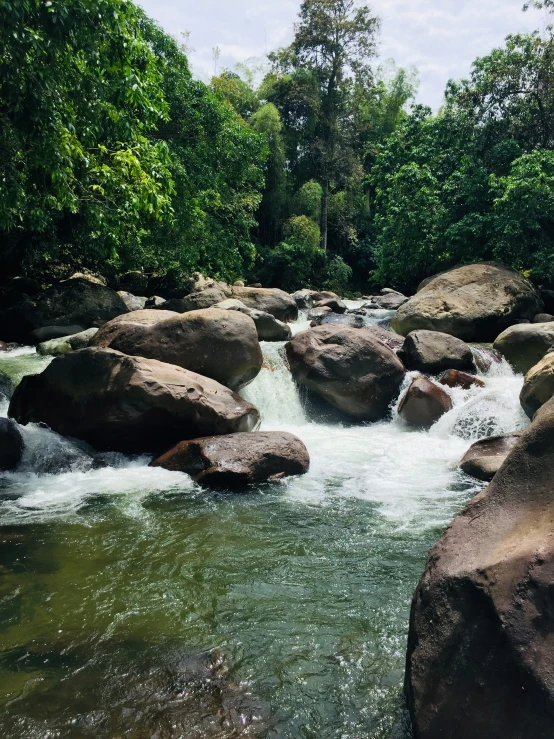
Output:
top-left (163, 284), bottom-right (232, 313)
top-left (520, 352), bottom-right (554, 419)
top-left (151, 431), bottom-right (310, 488)
top-left (116, 291), bottom-right (147, 312)
top-left (398, 330), bottom-right (475, 374)
top-left (231, 286), bottom-right (298, 322)
top-left (392, 263), bottom-right (543, 341)
top-left (439, 369), bottom-right (485, 390)
top-left (314, 297), bottom-right (347, 314)
top-left (533, 313), bottom-right (554, 323)
top-left (471, 346), bottom-right (502, 373)
top-left (91, 307), bottom-right (262, 390)
top-left (9, 348), bottom-right (260, 454)
top-left (30, 324), bottom-right (86, 344)
top-left (37, 327), bottom-right (99, 356)
top-left (405, 398), bottom-right (554, 739)
top-left (213, 299), bottom-right (291, 341)
top-left (307, 306), bottom-right (332, 321)
top-left (311, 313), bottom-right (366, 329)
top-left (1, 278), bottom-right (129, 343)
top-left (398, 376), bottom-right (452, 427)
top-left (0, 418), bottom-right (23, 471)
top-left (0, 341), bottom-right (9, 352)
top-left (285, 325), bottom-right (405, 421)
top-left (493, 322), bottom-right (554, 374)
top-left (459, 432), bottom-right (521, 482)
top-left (292, 289), bottom-right (315, 309)
top-left (0, 370), bottom-right (16, 400)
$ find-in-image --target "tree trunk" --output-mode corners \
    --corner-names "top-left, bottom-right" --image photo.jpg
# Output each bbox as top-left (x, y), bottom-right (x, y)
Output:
top-left (321, 176), bottom-right (329, 252)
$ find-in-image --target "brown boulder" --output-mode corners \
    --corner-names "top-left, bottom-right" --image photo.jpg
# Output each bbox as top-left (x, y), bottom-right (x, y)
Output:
top-left (392, 263), bottom-right (542, 341)
top-left (162, 285), bottom-right (232, 313)
top-left (439, 369), bottom-right (485, 390)
top-left (533, 313), bottom-right (554, 323)
top-left (399, 330), bottom-right (475, 374)
top-left (0, 341), bottom-right (9, 352)
top-left (459, 432), bottom-right (521, 482)
top-left (398, 376), bottom-right (452, 427)
top-left (313, 298), bottom-right (347, 314)
top-left (231, 286), bottom-right (298, 322)
top-left (285, 325), bottom-right (405, 420)
top-left (405, 397), bottom-right (554, 739)
top-left (91, 307), bottom-right (262, 391)
top-left (520, 352), bottom-right (554, 419)
top-left (493, 322), bottom-right (554, 374)
top-left (151, 431), bottom-right (309, 489)
top-left (8, 348), bottom-right (260, 454)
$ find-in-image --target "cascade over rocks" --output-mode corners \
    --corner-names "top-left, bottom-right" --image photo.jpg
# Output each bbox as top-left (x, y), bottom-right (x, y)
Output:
top-left (0, 278), bottom-right (130, 343)
top-left (9, 348), bottom-right (260, 454)
top-left (398, 376), bottom-right (452, 427)
top-left (520, 352), bottom-right (554, 419)
top-left (0, 418), bottom-right (23, 471)
top-left (439, 369), bottom-right (485, 390)
top-left (406, 397), bottom-right (554, 739)
top-left (0, 341), bottom-right (8, 352)
top-left (392, 263), bottom-right (543, 341)
top-left (230, 286), bottom-right (298, 322)
top-left (459, 432), bottom-right (521, 482)
top-left (285, 325), bottom-right (405, 420)
top-left (151, 431), bottom-right (310, 489)
top-left (398, 330), bottom-right (475, 374)
top-left (91, 308), bottom-right (262, 391)
top-left (493, 322), bottom-right (554, 374)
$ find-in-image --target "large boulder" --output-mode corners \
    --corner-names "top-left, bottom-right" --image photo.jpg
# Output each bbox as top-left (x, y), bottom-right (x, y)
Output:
top-left (493, 322), bottom-right (554, 374)
top-left (162, 285), bottom-right (232, 313)
top-left (230, 286), bottom-right (298, 322)
top-left (365, 293), bottom-right (409, 310)
top-left (313, 297), bottom-right (347, 314)
top-left (117, 291), bottom-right (147, 312)
top-left (1, 278), bottom-right (129, 343)
top-left (9, 348), bottom-right (260, 454)
top-left (405, 397), bottom-right (554, 739)
top-left (29, 324), bottom-right (86, 344)
top-left (37, 328), bottom-right (99, 356)
top-left (0, 418), bottom-right (23, 471)
top-left (392, 263), bottom-right (543, 341)
top-left (91, 308), bottom-right (262, 391)
top-left (292, 289), bottom-right (315, 309)
top-left (285, 325), bottom-right (405, 420)
top-left (212, 299), bottom-right (291, 341)
top-left (150, 431), bottom-right (310, 489)
top-left (520, 352), bottom-right (554, 419)
top-left (398, 330), bottom-right (475, 374)
top-left (398, 376), bottom-right (452, 427)
top-left (459, 432), bottom-right (521, 482)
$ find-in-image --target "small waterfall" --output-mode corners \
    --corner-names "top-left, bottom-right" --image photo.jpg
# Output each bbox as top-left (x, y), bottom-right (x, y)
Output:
top-left (241, 342), bottom-right (307, 426)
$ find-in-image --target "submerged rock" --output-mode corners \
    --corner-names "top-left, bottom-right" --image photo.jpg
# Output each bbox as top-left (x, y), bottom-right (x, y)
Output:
top-left (405, 397), bottom-right (554, 739)
top-left (392, 263), bottom-right (542, 341)
top-left (493, 322), bottom-right (554, 374)
top-left (439, 369), bottom-right (485, 390)
top-left (91, 307), bottom-right (262, 391)
top-left (0, 418), bottom-right (23, 471)
top-left (285, 325), bottom-right (405, 421)
top-left (151, 431), bottom-right (310, 488)
top-left (398, 330), bottom-right (475, 374)
top-left (9, 348), bottom-right (260, 454)
top-left (520, 352), bottom-right (554, 419)
top-left (459, 432), bottom-right (521, 482)
top-left (398, 376), bottom-right (452, 427)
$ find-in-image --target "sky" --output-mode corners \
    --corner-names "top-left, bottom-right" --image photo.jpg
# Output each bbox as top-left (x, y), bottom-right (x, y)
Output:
top-left (137, 0), bottom-right (548, 109)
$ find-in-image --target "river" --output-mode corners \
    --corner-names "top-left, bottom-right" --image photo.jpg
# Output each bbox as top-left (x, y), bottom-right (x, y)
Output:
top-left (0, 310), bottom-right (529, 738)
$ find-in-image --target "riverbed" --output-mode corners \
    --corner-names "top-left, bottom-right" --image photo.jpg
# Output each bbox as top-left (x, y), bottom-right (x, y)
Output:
top-left (0, 311), bottom-right (528, 738)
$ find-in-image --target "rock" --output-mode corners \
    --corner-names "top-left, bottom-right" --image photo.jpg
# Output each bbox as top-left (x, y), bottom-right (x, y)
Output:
top-left (9, 348), bottom-right (260, 454)
top-left (145, 295), bottom-right (166, 308)
top-left (285, 325), bottom-right (405, 420)
top-left (231, 286), bottom-right (298, 322)
top-left (91, 307), bottom-right (262, 390)
top-left (392, 263), bottom-right (543, 341)
top-left (471, 346), bottom-right (502, 373)
top-left (313, 298), bottom-right (347, 314)
top-left (233, 280), bottom-right (245, 287)
top-left (0, 418), bottom-right (23, 471)
top-left (370, 293), bottom-right (409, 310)
top-left (311, 313), bottom-right (366, 329)
top-left (117, 291), bottom-right (147, 312)
top-left (311, 290), bottom-right (340, 303)
top-left (248, 282), bottom-right (263, 288)
top-left (162, 285), bottom-right (232, 313)
top-left (533, 313), bottom-right (554, 323)
top-left (459, 432), bottom-right (522, 482)
top-left (307, 307), bottom-right (332, 321)
top-left (0, 341), bottom-right (9, 352)
top-left (405, 398), bottom-right (554, 739)
top-left (398, 376), bottom-right (452, 427)
top-left (365, 325), bottom-right (405, 351)
top-left (37, 328), bottom-right (99, 356)
top-left (29, 325), bottom-right (86, 344)
top-left (151, 431), bottom-right (310, 489)
top-left (0, 371), bottom-right (16, 400)
top-left (439, 369), bottom-right (485, 390)
top-left (292, 289), bottom-right (315, 309)
top-left (380, 288), bottom-right (404, 296)
top-left (520, 352), bottom-right (554, 418)
top-left (68, 271), bottom-right (106, 286)
top-left (212, 300), bottom-right (291, 341)
top-left (1, 278), bottom-right (129, 343)
top-left (98, 308), bottom-right (180, 326)
top-left (493, 322), bottom-right (554, 374)
top-left (398, 330), bottom-right (475, 374)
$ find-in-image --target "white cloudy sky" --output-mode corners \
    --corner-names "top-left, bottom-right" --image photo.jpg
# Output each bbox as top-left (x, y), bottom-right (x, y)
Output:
top-left (137, 0), bottom-right (548, 109)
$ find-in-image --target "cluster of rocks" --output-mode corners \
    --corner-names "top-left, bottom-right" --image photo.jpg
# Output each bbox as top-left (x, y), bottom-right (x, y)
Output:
top-left (0, 274), bottom-right (309, 488)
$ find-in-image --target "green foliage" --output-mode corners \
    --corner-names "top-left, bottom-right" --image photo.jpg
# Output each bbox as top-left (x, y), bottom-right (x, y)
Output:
top-left (283, 215), bottom-right (321, 251)
top-left (293, 180), bottom-right (323, 221)
top-left (211, 71), bottom-right (261, 119)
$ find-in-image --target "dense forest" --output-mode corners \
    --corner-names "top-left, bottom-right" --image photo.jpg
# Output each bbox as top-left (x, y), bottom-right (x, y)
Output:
top-left (1, 0), bottom-right (554, 295)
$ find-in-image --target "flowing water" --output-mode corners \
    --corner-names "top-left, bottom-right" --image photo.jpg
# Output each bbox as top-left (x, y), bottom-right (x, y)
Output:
top-left (0, 319), bottom-right (529, 738)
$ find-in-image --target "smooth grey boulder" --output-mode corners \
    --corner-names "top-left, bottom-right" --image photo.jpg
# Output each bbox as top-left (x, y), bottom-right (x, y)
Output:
top-left (117, 291), bottom-right (147, 312)
top-left (533, 313), bottom-right (554, 323)
top-left (151, 431), bottom-right (310, 489)
top-left (30, 325), bottom-right (86, 344)
top-left (493, 322), bottom-right (554, 375)
top-left (459, 432), bottom-right (521, 482)
top-left (398, 330), bottom-right (475, 374)
top-left (392, 263), bottom-right (542, 341)
top-left (0, 417), bottom-right (23, 471)
top-left (520, 352), bottom-right (554, 419)
top-left (398, 376), bottom-right (452, 427)
top-left (230, 286), bottom-right (298, 322)
top-left (365, 293), bottom-right (409, 310)
top-left (9, 348), bottom-right (260, 454)
top-left (37, 328), bottom-right (99, 356)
